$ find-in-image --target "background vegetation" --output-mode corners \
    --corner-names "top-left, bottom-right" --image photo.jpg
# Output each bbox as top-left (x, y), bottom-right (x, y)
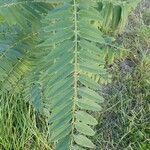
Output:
top-left (95, 0), bottom-right (150, 149)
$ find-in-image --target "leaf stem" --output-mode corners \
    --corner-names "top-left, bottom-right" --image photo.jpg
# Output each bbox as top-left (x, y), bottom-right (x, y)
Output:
top-left (71, 0), bottom-right (78, 148)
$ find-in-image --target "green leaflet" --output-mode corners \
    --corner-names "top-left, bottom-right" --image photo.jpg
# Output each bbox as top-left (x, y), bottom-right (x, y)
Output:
top-left (76, 111), bottom-right (98, 125)
top-left (72, 145), bottom-right (86, 150)
top-left (23, 73), bottom-right (44, 112)
top-left (46, 51), bottom-right (74, 74)
top-left (77, 98), bottom-right (102, 111)
top-left (50, 89), bottom-right (74, 109)
top-left (79, 27), bottom-right (105, 44)
top-left (73, 135), bottom-right (95, 149)
top-left (45, 5), bottom-right (72, 20)
top-left (46, 77), bottom-right (74, 98)
top-left (79, 7), bottom-right (102, 21)
top-left (79, 39), bottom-right (105, 56)
top-left (50, 113), bottom-right (72, 131)
top-left (45, 40), bottom-right (74, 59)
top-left (39, 29), bottom-right (74, 46)
top-left (79, 87), bottom-right (104, 103)
top-left (79, 74), bottom-right (100, 90)
top-left (75, 122), bottom-right (95, 136)
top-left (79, 62), bottom-right (102, 75)
top-left (30, 83), bottom-right (43, 112)
top-left (79, 49), bottom-right (103, 65)
top-left (42, 19), bottom-right (73, 32)
top-left (102, 2), bottom-right (113, 29)
top-left (79, 0), bottom-right (97, 8)
top-left (56, 136), bottom-right (71, 150)
top-left (111, 5), bottom-right (122, 29)
top-left (51, 124), bottom-right (72, 141)
top-left (49, 101), bottom-right (72, 123)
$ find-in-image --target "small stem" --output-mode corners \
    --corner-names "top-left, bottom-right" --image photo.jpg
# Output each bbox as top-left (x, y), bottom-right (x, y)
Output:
top-left (71, 0), bottom-right (78, 148)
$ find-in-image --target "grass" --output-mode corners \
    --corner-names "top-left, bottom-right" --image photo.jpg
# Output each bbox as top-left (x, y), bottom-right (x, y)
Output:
top-left (0, 93), bottom-right (52, 150)
top-left (94, 1), bottom-right (150, 149)
top-left (95, 52), bottom-right (150, 149)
